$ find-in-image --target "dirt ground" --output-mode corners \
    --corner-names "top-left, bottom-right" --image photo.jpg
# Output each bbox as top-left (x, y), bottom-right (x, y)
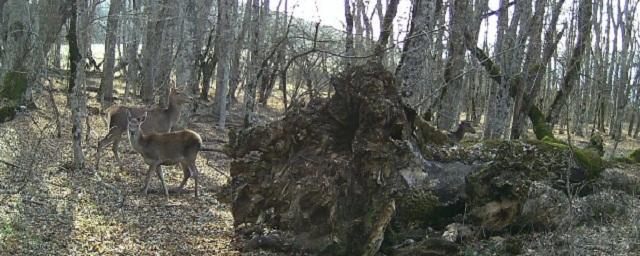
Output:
top-left (0, 84), bottom-right (242, 255)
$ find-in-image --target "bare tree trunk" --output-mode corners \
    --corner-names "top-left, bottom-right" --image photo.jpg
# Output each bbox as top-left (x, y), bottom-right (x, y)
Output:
top-left (99, 0), bottom-right (123, 107)
top-left (344, 0), bottom-right (355, 64)
top-left (510, 0), bottom-right (555, 139)
top-left (140, 0), bottom-right (170, 104)
top-left (611, 0), bottom-right (635, 142)
top-left (124, 0), bottom-right (141, 103)
top-left (243, 0), bottom-right (261, 127)
top-left (52, 33), bottom-right (63, 69)
top-left (546, 0), bottom-right (593, 127)
top-left (68, 0), bottom-right (88, 171)
top-left (213, 0), bottom-right (237, 129)
top-left (228, 1), bottom-right (253, 104)
top-left (436, 0), bottom-right (469, 131)
top-left (395, 0), bottom-right (435, 110)
top-left (482, 0), bottom-right (510, 139)
top-left (373, 0), bottom-right (400, 61)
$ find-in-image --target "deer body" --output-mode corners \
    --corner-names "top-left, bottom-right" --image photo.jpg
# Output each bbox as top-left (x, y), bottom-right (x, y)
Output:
top-left (127, 113), bottom-right (203, 197)
top-left (96, 89), bottom-right (190, 171)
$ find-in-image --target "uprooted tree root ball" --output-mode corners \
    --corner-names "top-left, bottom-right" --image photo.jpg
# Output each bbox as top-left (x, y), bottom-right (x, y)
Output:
top-left (227, 63), bottom-right (615, 255)
top-left (228, 62), bottom-right (417, 254)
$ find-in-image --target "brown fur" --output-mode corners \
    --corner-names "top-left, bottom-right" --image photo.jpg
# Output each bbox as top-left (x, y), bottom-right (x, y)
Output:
top-left (127, 113), bottom-right (203, 197)
top-left (96, 88), bottom-right (191, 171)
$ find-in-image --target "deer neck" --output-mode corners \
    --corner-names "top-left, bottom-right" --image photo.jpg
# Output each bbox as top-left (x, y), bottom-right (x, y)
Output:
top-left (165, 98), bottom-right (182, 123)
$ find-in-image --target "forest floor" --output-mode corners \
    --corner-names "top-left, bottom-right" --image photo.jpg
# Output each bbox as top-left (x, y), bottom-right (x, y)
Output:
top-left (1, 80), bottom-right (640, 255)
top-left (0, 82), bottom-right (251, 255)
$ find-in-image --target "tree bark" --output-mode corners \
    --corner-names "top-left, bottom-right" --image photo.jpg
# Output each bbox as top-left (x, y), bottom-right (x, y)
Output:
top-left (243, 0), bottom-right (261, 127)
top-left (213, 0), bottom-right (237, 128)
top-left (437, 0), bottom-right (469, 131)
top-left (344, 0), bottom-right (355, 64)
top-left (395, 0), bottom-right (436, 111)
top-left (99, 0), bottom-right (123, 107)
top-left (141, 0), bottom-right (170, 104)
top-left (546, 0), bottom-right (593, 128)
top-left (228, 0), bottom-right (253, 104)
top-left (68, 0), bottom-right (88, 171)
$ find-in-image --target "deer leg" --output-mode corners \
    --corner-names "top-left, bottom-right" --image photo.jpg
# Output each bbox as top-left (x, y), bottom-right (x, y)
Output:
top-left (96, 130), bottom-right (118, 170)
top-left (155, 165), bottom-right (169, 197)
top-left (177, 162), bottom-right (191, 192)
top-left (111, 136), bottom-right (124, 171)
top-left (190, 162), bottom-right (199, 198)
top-left (142, 163), bottom-right (156, 195)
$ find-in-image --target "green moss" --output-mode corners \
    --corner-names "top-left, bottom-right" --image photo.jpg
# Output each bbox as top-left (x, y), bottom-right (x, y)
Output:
top-left (586, 133), bottom-right (605, 156)
top-left (573, 148), bottom-right (605, 179)
top-left (612, 156), bottom-right (635, 164)
top-left (414, 117), bottom-right (448, 145)
top-left (0, 71), bottom-right (28, 103)
top-left (528, 106), bottom-right (554, 140)
top-left (628, 149), bottom-right (640, 163)
top-left (0, 106), bottom-right (16, 122)
top-left (540, 136), bottom-right (568, 148)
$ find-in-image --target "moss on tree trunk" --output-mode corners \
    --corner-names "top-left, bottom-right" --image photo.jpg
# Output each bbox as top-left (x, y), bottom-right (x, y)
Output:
top-left (0, 70), bottom-right (28, 122)
top-left (528, 105), bottom-right (554, 140)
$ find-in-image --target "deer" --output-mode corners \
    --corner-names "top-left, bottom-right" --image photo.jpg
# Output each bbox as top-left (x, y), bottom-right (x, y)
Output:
top-left (447, 121), bottom-right (476, 143)
top-left (96, 87), bottom-right (191, 171)
top-left (127, 111), bottom-right (208, 198)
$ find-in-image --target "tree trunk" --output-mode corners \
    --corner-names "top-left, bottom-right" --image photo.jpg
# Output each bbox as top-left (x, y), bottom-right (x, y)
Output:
top-left (99, 0), bottom-right (123, 107)
top-left (546, 0), bottom-right (593, 128)
top-left (437, 0), bottom-right (469, 131)
top-left (611, 0), bottom-right (635, 142)
top-left (140, 0), bottom-right (170, 104)
top-left (373, 0), bottom-right (399, 61)
top-left (124, 0), bottom-right (141, 103)
top-left (228, 0), bottom-right (253, 104)
top-left (395, 0), bottom-right (435, 111)
top-left (482, 0), bottom-right (510, 139)
top-left (68, 0), bottom-right (88, 171)
top-left (213, 0), bottom-right (237, 128)
top-left (344, 0), bottom-right (355, 64)
top-left (243, 0), bottom-right (261, 127)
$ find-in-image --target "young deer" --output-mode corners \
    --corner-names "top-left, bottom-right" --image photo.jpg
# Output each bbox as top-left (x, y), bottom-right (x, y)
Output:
top-left (96, 88), bottom-right (191, 171)
top-left (127, 111), bottom-right (205, 197)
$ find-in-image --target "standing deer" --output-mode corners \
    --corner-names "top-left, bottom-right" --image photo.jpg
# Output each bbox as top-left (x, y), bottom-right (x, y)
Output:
top-left (96, 88), bottom-right (191, 171)
top-left (127, 111), bottom-right (206, 197)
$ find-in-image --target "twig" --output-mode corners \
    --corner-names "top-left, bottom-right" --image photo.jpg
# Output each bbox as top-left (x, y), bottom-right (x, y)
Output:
top-left (205, 161), bottom-right (231, 179)
top-left (0, 159), bottom-right (18, 168)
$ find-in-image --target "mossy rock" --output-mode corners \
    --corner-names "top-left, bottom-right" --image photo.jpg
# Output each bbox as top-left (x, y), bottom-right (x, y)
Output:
top-left (533, 138), bottom-right (605, 180)
top-left (573, 148), bottom-right (606, 180)
top-left (465, 140), bottom-right (605, 232)
top-left (0, 106), bottom-right (16, 122)
top-left (0, 71), bottom-right (28, 103)
top-left (628, 149), bottom-right (640, 163)
top-left (586, 132), bottom-right (605, 156)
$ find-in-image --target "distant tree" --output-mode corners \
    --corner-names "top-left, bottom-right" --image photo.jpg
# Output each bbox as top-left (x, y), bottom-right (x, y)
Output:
top-left (99, 0), bottom-right (124, 107)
